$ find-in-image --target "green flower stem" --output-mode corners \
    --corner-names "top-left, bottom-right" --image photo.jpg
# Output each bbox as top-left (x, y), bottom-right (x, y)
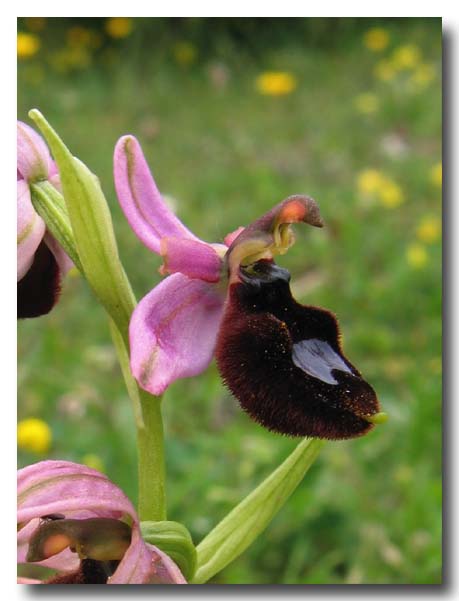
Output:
top-left (109, 320), bottom-right (167, 521)
top-left (192, 437), bottom-right (325, 584)
top-left (137, 390), bottom-right (167, 522)
top-left (108, 319), bottom-right (144, 430)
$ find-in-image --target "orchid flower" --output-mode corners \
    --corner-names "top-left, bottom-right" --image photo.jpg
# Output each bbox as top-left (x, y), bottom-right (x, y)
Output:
top-left (17, 460), bottom-right (186, 584)
top-left (17, 121), bottom-right (72, 318)
top-left (114, 137), bottom-right (385, 440)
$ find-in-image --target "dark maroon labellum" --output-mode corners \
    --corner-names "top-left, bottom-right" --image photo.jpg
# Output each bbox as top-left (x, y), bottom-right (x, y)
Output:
top-left (17, 241), bottom-right (61, 319)
top-left (215, 260), bottom-right (381, 440)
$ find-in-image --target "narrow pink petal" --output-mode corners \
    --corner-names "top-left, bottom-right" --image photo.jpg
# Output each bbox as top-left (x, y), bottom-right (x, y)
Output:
top-left (160, 237), bottom-right (222, 282)
top-left (44, 233), bottom-right (74, 276)
top-left (224, 225), bottom-right (245, 247)
top-left (114, 135), bottom-right (198, 253)
top-left (130, 273), bottom-right (225, 395)
top-left (108, 532), bottom-right (186, 584)
top-left (17, 180), bottom-right (45, 281)
top-left (17, 121), bottom-right (52, 182)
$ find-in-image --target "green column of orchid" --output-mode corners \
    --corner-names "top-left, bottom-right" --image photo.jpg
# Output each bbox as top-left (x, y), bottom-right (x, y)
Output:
top-left (29, 109), bottom-right (166, 523)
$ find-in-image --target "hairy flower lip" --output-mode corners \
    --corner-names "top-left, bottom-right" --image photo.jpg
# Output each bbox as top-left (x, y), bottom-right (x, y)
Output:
top-left (216, 260), bottom-right (381, 440)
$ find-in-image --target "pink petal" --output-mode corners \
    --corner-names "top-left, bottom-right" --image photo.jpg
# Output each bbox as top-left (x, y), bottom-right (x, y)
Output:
top-left (114, 135), bottom-right (198, 254)
top-left (160, 237), bottom-right (223, 282)
top-left (17, 180), bottom-right (46, 281)
top-left (17, 121), bottom-right (52, 182)
top-left (18, 460), bottom-right (136, 525)
top-left (130, 273), bottom-right (225, 395)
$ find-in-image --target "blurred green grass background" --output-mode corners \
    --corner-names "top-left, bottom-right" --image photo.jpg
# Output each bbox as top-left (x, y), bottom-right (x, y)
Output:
top-left (17, 17), bottom-right (442, 584)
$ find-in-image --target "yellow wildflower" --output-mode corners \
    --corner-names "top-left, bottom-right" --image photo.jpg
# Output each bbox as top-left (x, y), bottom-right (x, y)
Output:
top-left (18, 418), bottom-right (52, 454)
top-left (82, 453), bottom-right (105, 473)
top-left (411, 63), bottom-right (436, 88)
top-left (354, 92), bottom-right (379, 114)
top-left (173, 41), bottom-right (197, 66)
top-left (17, 32), bottom-right (41, 59)
top-left (430, 163), bottom-right (442, 188)
top-left (379, 179), bottom-right (404, 208)
top-left (374, 59), bottom-right (396, 82)
top-left (392, 44), bottom-right (421, 70)
top-left (105, 17), bottom-right (133, 39)
top-left (255, 71), bottom-right (297, 96)
top-left (406, 243), bottom-right (428, 268)
top-left (24, 17), bottom-right (46, 32)
top-left (357, 169), bottom-right (384, 195)
top-left (363, 28), bottom-right (390, 52)
top-left (416, 216), bottom-right (441, 244)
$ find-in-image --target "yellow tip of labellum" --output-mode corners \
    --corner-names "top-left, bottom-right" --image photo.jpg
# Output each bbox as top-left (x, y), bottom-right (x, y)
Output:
top-left (363, 411), bottom-right (388, 425)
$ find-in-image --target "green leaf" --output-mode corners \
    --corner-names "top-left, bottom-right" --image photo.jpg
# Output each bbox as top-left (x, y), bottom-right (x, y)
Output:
top-left (141, 520), bottom-right (197, 581)
top-left (192, 437), bottom-right (324, 584)
top-left (28, 109), bottom-right (136, 340)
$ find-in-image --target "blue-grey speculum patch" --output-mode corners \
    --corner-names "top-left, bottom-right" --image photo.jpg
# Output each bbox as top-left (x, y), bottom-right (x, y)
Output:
top-left (292, 339), bottom-right (353, 385)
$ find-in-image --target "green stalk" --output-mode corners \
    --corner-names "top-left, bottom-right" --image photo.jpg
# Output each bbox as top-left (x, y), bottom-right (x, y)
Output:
top-left (109, 320), bottom-right (166, 521)
top-left (137, 391), bottom-right (166, 521)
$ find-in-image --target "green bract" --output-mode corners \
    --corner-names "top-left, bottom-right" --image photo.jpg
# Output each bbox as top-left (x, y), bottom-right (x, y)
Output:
top-left (29, 109), bottom-right (136, 341)
top-left (192, 437), bottom-right (324, 584)
top-left (141, 521), bottom-right (197, 581)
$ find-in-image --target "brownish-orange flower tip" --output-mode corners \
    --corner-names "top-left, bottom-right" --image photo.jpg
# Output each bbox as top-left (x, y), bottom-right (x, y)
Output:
top-left (226, 195), bottom-right (324, 277)
top-left (215, 260), bottom-right (381, 439)
top-left (228, 195), bottom-right (323, 251)
top-left (277, 195), bottom-right (324, 228)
